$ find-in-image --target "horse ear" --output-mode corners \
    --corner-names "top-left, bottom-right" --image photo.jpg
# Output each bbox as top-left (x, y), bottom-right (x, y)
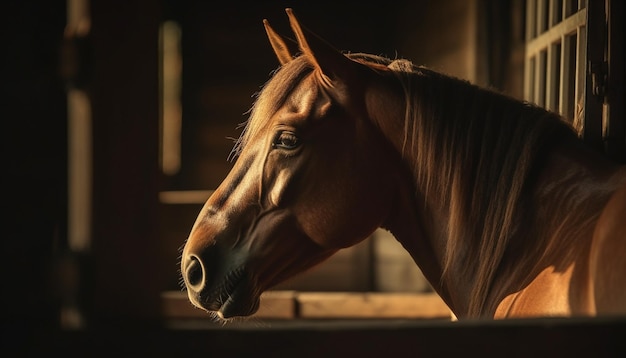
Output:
top-left (263, 19), bottom-right (293, 65)
top-left (285, 8), bottom-right (357, 84)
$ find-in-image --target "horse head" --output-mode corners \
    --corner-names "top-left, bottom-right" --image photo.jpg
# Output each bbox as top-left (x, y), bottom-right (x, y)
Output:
top-left (180, 9), bottom-right (410, 319)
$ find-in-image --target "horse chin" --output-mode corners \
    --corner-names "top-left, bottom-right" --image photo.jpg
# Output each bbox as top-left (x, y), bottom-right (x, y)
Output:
top-left (216, 283), bottom-right (261, 320)
top-left (217, 299), bottom-right (260, 320)
top-left (184, 264), bottom-right (262, 320)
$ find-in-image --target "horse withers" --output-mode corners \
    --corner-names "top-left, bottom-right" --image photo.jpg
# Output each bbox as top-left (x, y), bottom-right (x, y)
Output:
top-left (180, 8), bottom-right (626, 320)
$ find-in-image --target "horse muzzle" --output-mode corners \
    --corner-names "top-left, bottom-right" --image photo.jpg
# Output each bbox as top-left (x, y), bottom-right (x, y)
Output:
top-left (181, 244), bottom-right (261, 319)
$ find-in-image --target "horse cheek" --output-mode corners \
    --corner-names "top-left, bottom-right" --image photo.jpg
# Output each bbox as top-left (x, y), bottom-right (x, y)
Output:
top-left (267, 169), bottom-right (290, 207)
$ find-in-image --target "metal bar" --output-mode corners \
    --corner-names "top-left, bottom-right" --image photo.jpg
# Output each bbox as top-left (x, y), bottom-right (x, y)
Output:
top-left (526, 0), bottom-right (537, 41)
top-left (536, 0), bottom-right (548, 36)
top-left (524, 0), bottom-right (537, 103)
top-left (573, 24), bottom-right (587, 134)
top-left (534, 50), bottom-right (547, 107)
top-left (524, 54), bottom-right (534, 102)
top-left (544, 43), bottom-right (557, 111)
top-left (548, 0), bottom-right (559, 27)
top-left (559, 34), bottom-right (574, 120)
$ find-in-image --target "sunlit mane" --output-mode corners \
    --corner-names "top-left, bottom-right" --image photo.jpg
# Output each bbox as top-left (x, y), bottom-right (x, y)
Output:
top-left (379, 56), bottom-right (577, 316)
top-left (230, 57), bottom-right (314, 161)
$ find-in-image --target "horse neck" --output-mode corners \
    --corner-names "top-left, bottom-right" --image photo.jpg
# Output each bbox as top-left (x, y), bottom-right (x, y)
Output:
top-left (368, 74), bottom-right (479, 315)
top-left (371, 72), bottom-right (626, 317)
top-left (380, 170), bottom-right (457, 312)
top-left (372, 75), bottom-right (507, 316)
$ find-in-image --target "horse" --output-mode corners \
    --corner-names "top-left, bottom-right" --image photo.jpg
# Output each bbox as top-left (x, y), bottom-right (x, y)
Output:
top-left (180, 8), bottom-right (626, 321)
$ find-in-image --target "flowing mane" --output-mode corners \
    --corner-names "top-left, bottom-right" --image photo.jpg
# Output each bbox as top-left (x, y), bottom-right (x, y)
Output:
top-left (379, 55), bottom-right (579, 315)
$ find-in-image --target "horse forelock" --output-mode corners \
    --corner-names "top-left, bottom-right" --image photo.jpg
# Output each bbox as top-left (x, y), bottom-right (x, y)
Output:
top-left (232, 53), bottom-right (389, 160)
top-left (231, 56), bottom-right (314, 161)
top-left (388, 61), bottom-right (572, 316)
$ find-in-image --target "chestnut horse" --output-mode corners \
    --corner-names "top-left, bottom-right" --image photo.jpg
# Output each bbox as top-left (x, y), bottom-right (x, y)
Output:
top-left (180, 9), bottom-right (626, 320)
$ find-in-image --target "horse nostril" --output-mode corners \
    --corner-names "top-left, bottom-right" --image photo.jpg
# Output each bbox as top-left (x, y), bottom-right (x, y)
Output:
top-left (185, 255), bottom-right (205, 289)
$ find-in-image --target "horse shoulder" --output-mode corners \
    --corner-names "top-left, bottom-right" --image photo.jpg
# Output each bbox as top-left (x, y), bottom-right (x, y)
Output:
top-left (590, 182), bottom-right (626, 316)
top-left (493, 264), bottom-right (588, 318)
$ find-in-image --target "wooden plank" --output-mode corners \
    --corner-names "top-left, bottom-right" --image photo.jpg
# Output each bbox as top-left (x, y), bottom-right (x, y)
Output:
top-left (159, 190), bottom-right (213, 204)
top-left (255, 291), bottom-right (297, 319)
top-left (526, 8), bottom-right (586, 56)
top-left (161, 290), bottom-right (296, 319)
top-left (297, 292), bottom-right (452, 319)
top-left (161, 291), bottom-right (452, 320)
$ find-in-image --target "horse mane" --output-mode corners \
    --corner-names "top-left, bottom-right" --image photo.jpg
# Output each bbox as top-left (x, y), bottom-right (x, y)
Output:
top-left (339, 53), bottom-right (578, 316)
top-left (235, 52), bottom-right (577, 317)
top-left (378, 55), bottom-right (577, 316)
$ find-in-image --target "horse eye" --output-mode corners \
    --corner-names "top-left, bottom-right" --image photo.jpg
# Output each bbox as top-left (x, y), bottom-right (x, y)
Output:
top-left (273, 131), bottom-right (299, 150)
